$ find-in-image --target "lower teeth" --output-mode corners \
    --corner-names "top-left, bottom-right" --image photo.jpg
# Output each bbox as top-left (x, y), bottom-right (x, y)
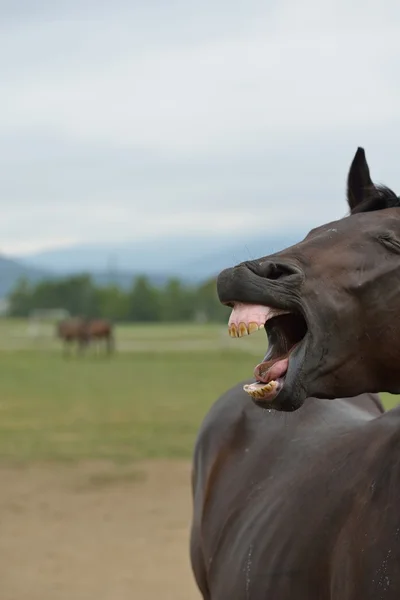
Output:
top-left (243, 380), bottom-right (278, 399)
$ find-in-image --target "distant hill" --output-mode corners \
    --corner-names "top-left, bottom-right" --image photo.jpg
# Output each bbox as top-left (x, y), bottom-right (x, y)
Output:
top-left (0, 255), bottom-right (169, 299)
top-left (176, 233), bottom-right (303, 281)
top-left (18, 236), bottom-right (225, 274)
top-left (18, 230), bottom-right (305, 283)
top-left (0, 229), bottom-right (306, 298)
top-left (0, 255), bottom-right (51, 297)
top-left (90, 271), bottom-right (169, 289)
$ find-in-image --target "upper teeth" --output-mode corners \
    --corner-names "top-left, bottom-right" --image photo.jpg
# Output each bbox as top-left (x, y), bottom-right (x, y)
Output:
top-left (228, 303), bottom-right (291, 339)
top-left (228, 322), bottom-right (264, 338)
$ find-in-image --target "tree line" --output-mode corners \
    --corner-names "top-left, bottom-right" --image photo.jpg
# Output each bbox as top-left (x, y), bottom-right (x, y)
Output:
top-left (8, 275), bottom-right (230, 323)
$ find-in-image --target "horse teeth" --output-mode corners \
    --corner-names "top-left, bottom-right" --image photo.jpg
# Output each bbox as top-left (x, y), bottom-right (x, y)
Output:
top-left (229, 324), bottom-right (238, 337)
top-left (229, 321), bottom-right (265, 338)
top-left (248, 322), bottom-right (259, 334)
top-left (243, 381), bottom-right (277, 399)
top-left (239, 322), bottom-right (248, 337)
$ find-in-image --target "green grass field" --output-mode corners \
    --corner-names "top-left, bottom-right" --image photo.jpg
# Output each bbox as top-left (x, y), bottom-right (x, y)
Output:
top-left (0, 319), bottom-right (398, 464)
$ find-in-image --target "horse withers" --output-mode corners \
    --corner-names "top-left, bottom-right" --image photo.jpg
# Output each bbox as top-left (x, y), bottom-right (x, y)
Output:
top-left (190, 389), bottom-right (392, 600)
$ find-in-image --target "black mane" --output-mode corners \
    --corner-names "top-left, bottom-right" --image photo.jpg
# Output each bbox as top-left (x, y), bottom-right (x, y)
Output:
top-left (351, 185), bottom-right (400, 215)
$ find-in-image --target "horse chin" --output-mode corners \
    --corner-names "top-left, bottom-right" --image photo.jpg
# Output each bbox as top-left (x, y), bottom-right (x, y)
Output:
top-left (246, 338), bottom-right (309, 412)
top-left (236, 310), bottom-right (309, 411)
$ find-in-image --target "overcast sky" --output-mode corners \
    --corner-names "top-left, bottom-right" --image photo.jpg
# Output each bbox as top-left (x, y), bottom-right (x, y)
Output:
top-left (1, 0), bottom-right (400, 255)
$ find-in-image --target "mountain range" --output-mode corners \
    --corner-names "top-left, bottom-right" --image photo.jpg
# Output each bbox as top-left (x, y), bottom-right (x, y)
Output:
top-left (0, 230), bottom-right (305, 297)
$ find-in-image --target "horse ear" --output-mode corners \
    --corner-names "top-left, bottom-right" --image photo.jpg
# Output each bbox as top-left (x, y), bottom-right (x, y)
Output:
top-left (347, 147), bottom-right (376, 211)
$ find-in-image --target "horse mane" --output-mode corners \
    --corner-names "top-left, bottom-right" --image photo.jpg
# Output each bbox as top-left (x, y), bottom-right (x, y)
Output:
top-left (351, 184), bottom-right (400, 214)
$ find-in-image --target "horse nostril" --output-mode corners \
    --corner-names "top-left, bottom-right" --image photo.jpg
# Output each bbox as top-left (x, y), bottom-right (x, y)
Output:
top-left (243, 260), bottom-right (299, 283)
top-left (262, 262), bottom-right (298, 281)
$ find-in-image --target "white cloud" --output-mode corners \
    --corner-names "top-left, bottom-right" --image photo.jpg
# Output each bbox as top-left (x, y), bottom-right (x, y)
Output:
top-left (2, 237), bottom-right (79, 257)
top-left (3, 17), bottom-right (400, 151)
top-left (0, 0), bottom-right (400, 255)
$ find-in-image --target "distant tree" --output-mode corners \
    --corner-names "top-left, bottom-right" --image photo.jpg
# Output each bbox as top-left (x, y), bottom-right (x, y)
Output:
top-left (31, 275), bottom-right (99, 317)
top-left (160, 278), bottom-right (195, 322)
top-left (7, 273), bottom-right (231, 324)
top-left (8, 275), bottom-right (99, 317)
top-left (95, 285), bottom-right (129, 321)
top-left (195, 279), bottom-right (230, 323)
top-left (8, 277), bottom-right (32, 317)
top-left (127, 275), bottom-right (161, 322)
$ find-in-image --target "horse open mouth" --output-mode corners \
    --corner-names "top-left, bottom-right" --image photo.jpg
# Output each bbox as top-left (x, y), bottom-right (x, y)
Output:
top-left (228, 303), bottom-right (308, 403)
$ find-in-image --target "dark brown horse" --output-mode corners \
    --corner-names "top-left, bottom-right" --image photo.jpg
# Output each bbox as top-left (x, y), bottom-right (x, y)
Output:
top-left (217, 147), bottom-right (400, 411)
top-left (191, 148), bottom-right (400, 599)
top-left (190, 390), bottom-right (392, 600)
top-left (57, 318), bottom-right (114, 355)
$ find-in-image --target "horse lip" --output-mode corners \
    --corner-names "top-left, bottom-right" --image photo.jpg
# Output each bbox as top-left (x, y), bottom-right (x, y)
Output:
top-left (257, 333), bottom-right (310, 412)
top-left (217, 264), bottom-right (302, 312)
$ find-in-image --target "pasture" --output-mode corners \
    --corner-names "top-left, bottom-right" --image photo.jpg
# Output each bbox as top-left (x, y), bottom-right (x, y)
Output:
top-left (0, 319), bottom-right (398, 599)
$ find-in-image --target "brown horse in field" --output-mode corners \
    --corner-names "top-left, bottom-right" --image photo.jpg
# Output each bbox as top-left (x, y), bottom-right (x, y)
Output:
top-left (86, 318), bottom-right (114, 354)
top-left (57, 317), bottom-right (88, 355)
top-left (190, 148), bottom-right (400, 599)
top-left (57, 318), bottom-right (114, 355)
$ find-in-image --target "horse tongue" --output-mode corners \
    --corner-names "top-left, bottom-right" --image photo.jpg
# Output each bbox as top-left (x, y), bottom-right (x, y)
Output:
top-left (254, 357), bottom-right (289, 383)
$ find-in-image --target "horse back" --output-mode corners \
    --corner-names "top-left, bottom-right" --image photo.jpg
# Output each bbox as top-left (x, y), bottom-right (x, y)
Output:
top-left (190, 384), bottom-right (384, 599)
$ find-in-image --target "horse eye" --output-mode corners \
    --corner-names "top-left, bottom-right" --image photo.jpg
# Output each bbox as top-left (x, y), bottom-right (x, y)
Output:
top-left (378, 233), bottom-right (400, 253)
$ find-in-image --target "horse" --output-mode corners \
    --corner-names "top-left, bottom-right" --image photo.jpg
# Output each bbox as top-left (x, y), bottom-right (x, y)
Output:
top-left (57, 318), bottom-right (114, 355)
top-left (57, 317), bottom-right (88, 355)
top-left (190, 148), bottom-right (400, 599)
top-left (86, 318), bottom-right (114, 355)
top-left (217, 147), bottom-right (400, 411)
top-left (190, 390), bottom-right (391, 599)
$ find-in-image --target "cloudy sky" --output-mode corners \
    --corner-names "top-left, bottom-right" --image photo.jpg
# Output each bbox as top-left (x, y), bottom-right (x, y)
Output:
top-left (1, 0), bottom-right (400, 256)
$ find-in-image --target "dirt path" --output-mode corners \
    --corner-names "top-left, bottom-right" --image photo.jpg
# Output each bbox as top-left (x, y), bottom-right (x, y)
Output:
top-left (0, 460), bottom-right (200, 600)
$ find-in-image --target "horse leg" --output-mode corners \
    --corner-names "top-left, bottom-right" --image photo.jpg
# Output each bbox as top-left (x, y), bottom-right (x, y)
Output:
top-left (78, 337), bottom-right (87, 356)
top-left (63, 339), bottom-right (71, 358)
top-left (107, 331), bottom-right (115, 354)
top-left (106, 333), bottom-right (114, 355)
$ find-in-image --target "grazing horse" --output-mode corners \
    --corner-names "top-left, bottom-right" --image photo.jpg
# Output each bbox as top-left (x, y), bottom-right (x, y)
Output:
top-left (190, 148), bottom-right (400, 598)
top-left (57, 317), bottom-right (88, 355)
top-left (86, 319), bottom-right (114, 355)
top-left (57, 318), bottom-right (114, 355)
